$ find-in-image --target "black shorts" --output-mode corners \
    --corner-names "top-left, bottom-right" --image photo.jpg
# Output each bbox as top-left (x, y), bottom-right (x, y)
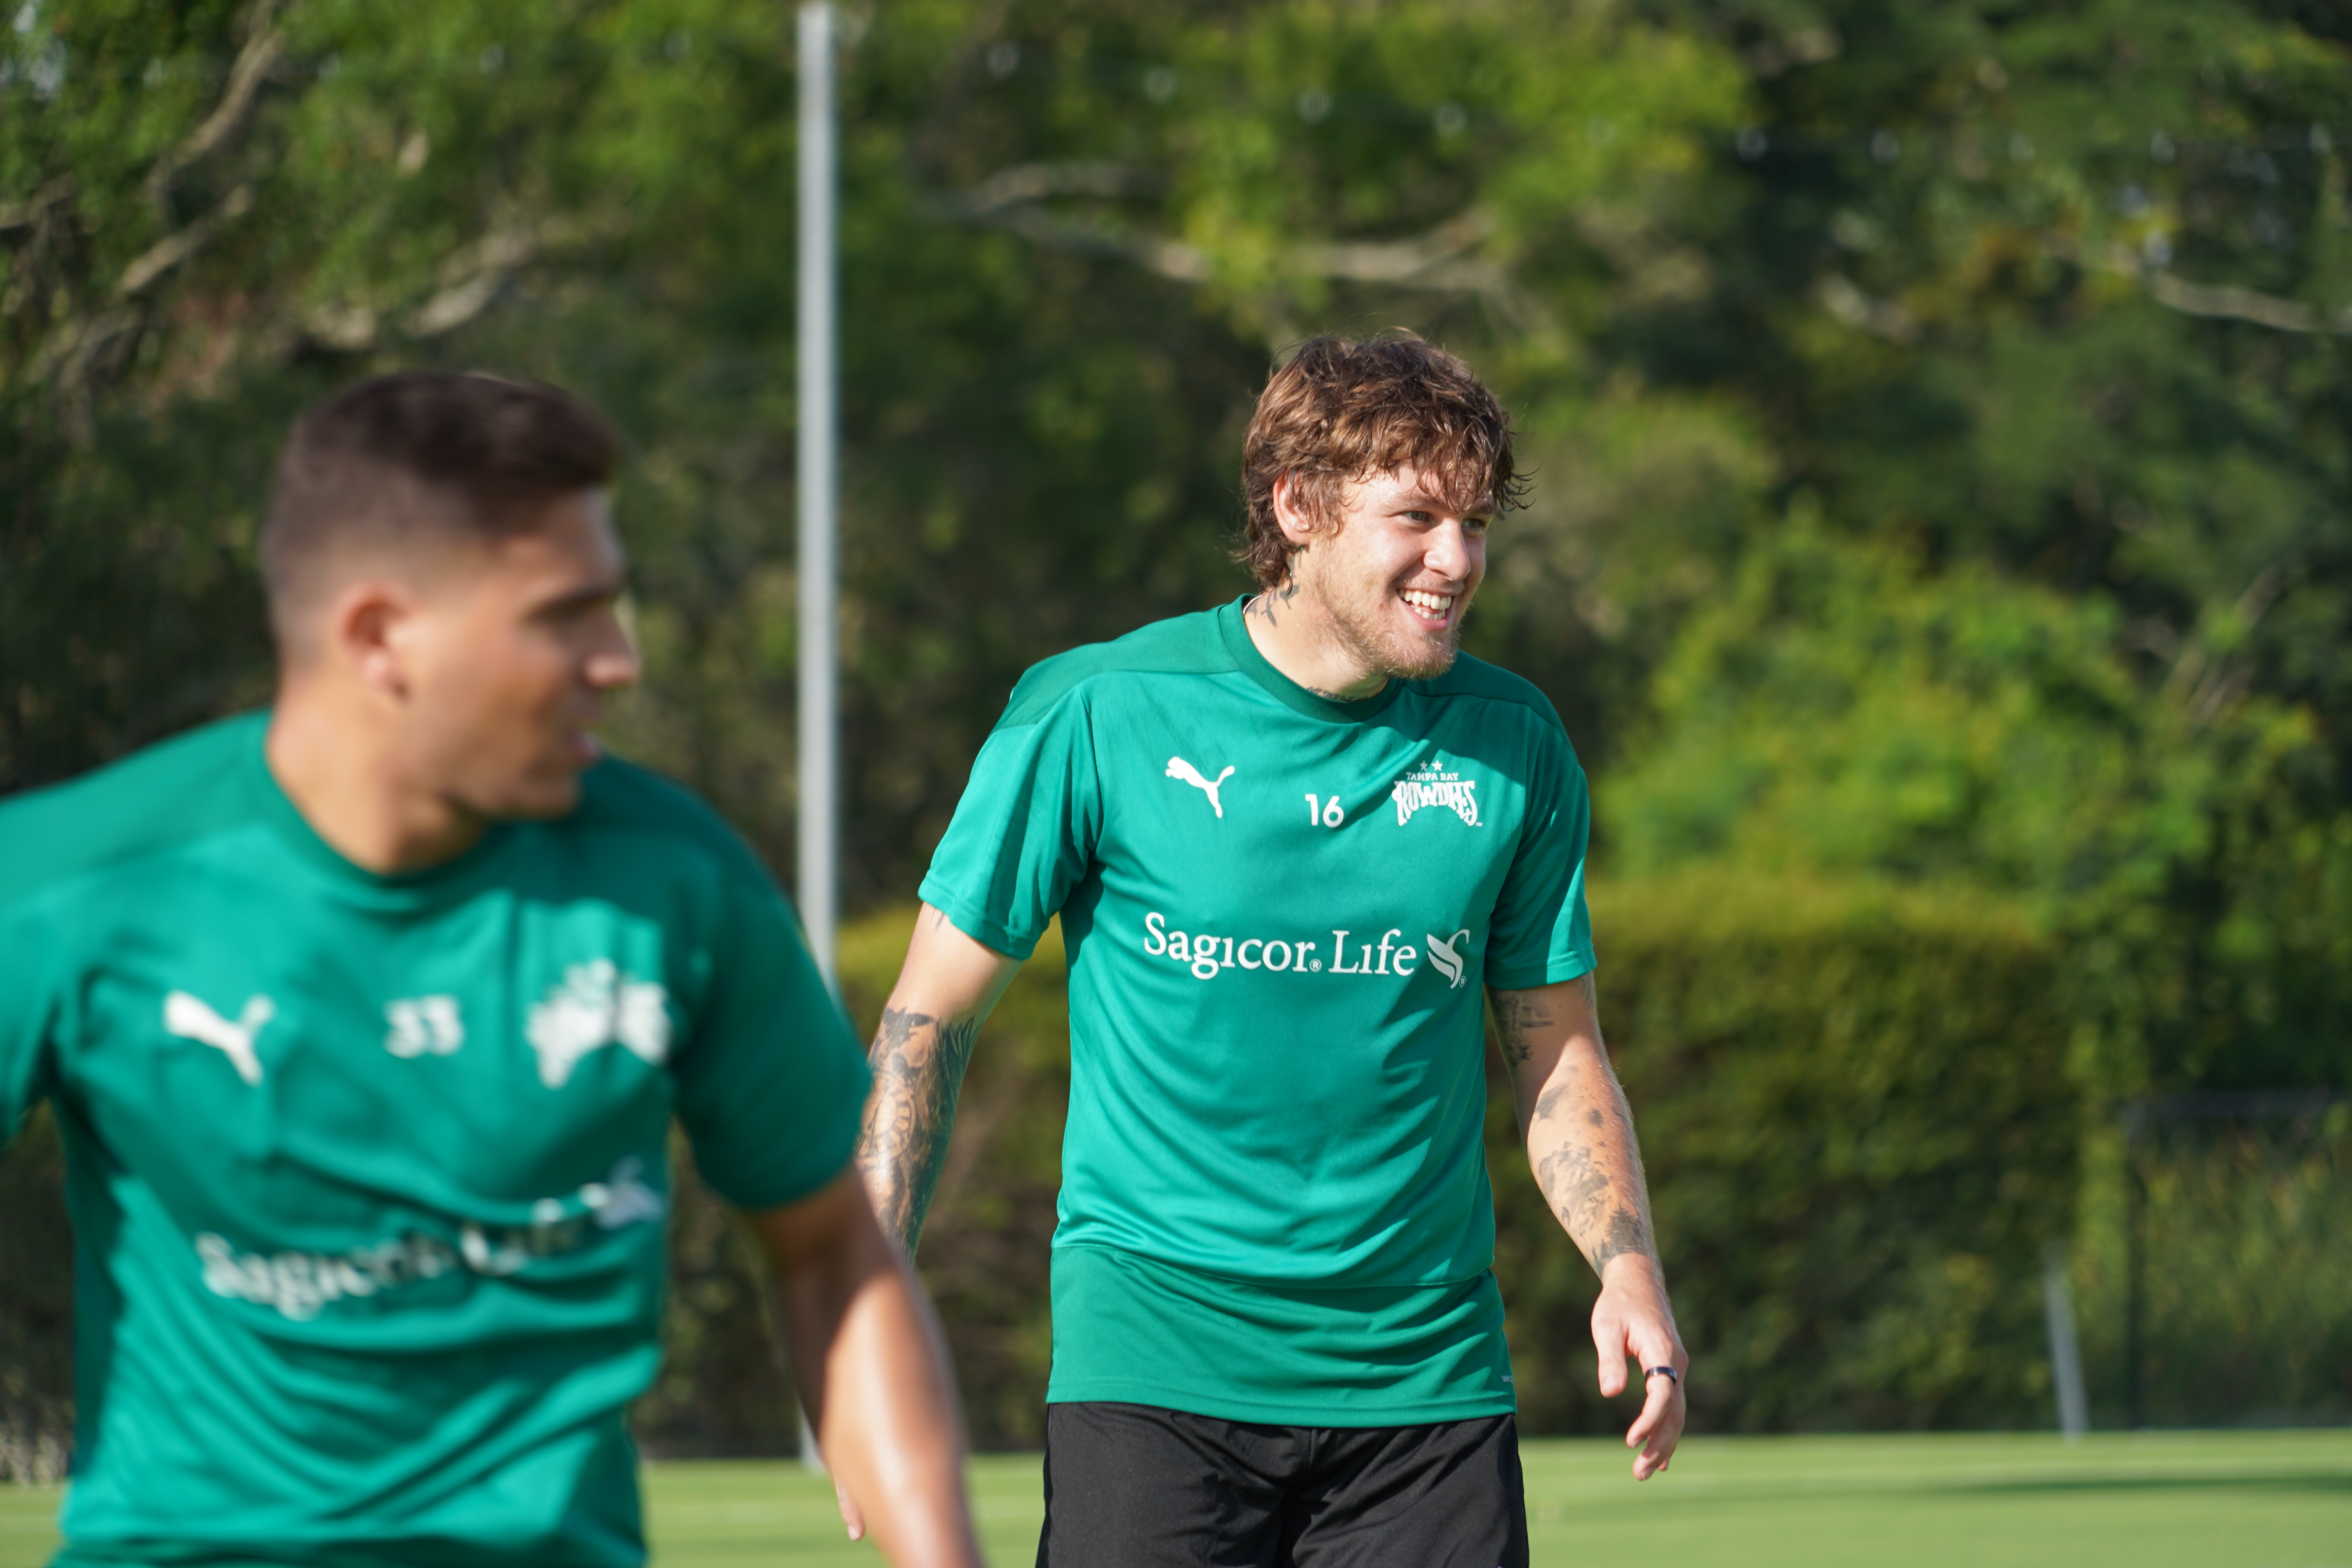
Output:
top-left (1036, 1401), bottom-right (1529, 1568)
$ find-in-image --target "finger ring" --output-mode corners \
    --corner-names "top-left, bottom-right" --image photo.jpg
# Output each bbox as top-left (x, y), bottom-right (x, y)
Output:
top-left (1644, 1365), bottom-right (1679, 1383)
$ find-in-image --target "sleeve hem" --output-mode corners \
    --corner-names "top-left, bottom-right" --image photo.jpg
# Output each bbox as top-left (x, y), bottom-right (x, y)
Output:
top-left (701, 1101), bottom-right (864, 1215)
top-left (1484, 954), bottom-right (1596, 991)
top-left (915, 875), bottom-right (1043, 962)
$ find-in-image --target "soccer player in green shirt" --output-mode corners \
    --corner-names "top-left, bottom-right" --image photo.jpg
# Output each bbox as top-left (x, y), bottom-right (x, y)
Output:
top-left (855, 334), bottom-right (1689, 1566)
top-left (0, 373), bottom-right (982, 1568)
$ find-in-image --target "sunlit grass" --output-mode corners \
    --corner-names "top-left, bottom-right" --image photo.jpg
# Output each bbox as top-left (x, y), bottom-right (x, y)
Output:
top-left (4, 1430), bottom-right (2347, 1566)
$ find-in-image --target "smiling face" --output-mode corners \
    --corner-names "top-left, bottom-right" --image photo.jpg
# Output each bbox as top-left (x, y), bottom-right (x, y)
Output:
top-left (388, 489), bottom-right (640, 821)
top-left (1279, 466), bottom-right (1491, 683)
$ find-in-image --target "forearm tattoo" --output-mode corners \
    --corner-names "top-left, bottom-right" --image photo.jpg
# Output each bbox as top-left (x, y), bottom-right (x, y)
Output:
top-left (1533, 1103), bottom-right (1656, 1274)
top-left (1504, 975), bottom-right (1657, 1277)
top-left (855, 1005), bottom-right (983, 1253)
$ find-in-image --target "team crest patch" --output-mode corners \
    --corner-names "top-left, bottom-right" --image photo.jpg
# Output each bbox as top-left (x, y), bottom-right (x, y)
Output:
top-left (1392, 759), bottom-right (1479, 827)
top-left (526, 960), bottom-right (671, 1088)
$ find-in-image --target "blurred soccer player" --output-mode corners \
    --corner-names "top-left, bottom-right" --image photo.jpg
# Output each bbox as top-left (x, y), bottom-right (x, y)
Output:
top-left (857, 334), bottom-right (1688, 1566)
top-left (0, 373), bottom-right (981, 1568)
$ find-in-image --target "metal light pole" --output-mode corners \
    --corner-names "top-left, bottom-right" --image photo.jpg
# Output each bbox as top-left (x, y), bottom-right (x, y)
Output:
top-left (797, 0), bottom-right (839, 994)
top-left (2041, 1244), bottom-right (2089, 1441)
top-left (794, 0), bottom-right (837, 1478)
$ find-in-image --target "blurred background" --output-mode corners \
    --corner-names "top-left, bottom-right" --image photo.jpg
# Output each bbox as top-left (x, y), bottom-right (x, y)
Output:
top-left (3, 0), bottom-right (2349, 1478)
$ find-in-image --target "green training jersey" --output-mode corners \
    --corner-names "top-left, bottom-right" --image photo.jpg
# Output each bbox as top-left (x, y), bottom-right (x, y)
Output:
top-left (921, 597), bottom-right (1595, 1424)
top-left (0, 713), bottom-right (869, 1568)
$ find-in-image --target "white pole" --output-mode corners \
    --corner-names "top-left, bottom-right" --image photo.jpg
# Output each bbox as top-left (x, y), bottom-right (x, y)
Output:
top-left (2042, 1244), bottom-right (2089, 1441)
top-left (795, 0), bottom-right (837, 1479)
top-left (796, 0), bottom-right (839, 994)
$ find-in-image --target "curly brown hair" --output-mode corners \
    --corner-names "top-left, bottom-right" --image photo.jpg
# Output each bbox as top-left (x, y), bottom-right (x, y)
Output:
top-left (1235, 332), bottom-right (1523, 589)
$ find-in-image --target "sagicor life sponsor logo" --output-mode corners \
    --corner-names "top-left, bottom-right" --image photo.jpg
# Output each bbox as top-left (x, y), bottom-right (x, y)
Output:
top-left (1142, 913), bottom-right (1476, 989)
top-left (194, 1154), bottom-right (667, 1321)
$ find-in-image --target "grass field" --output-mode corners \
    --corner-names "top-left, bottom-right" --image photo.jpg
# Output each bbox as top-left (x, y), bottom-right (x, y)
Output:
top-left (2, 1430), bottom-right (2346, 1566)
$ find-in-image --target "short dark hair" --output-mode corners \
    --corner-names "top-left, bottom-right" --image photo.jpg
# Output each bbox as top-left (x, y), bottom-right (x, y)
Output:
top-left (1237, 332), bottom-right (1523, 589)
top-left (260, 371), bottom-right (621, 627)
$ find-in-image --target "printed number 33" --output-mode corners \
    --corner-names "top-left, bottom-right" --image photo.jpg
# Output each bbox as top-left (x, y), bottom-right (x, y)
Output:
top-left (1303, 793), bottom-right (1345, 828)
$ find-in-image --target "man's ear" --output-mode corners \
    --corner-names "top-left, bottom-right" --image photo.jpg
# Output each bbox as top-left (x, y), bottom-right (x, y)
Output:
top-left (325, 579), bottom-right (419, 703)
top-left (1270, 471), bottom-right (1327, 548)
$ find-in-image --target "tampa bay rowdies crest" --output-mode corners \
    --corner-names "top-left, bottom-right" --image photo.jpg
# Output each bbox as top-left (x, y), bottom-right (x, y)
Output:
top-left (1391, 760), bottom-right (1479, 827)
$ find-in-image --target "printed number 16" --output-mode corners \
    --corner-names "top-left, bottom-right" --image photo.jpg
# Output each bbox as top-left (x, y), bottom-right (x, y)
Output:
top-left (1304, 793), bottom-right (1345, 828)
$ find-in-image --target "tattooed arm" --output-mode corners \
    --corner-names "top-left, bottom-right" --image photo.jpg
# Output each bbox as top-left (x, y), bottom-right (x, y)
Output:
top-left (855, 903), bottom-right (1022, 1255)
top-left (1490, 974), bottom-right (1688, 1479)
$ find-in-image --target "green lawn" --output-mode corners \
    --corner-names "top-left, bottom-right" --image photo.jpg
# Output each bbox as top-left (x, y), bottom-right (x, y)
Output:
top-left (3, 1430), bottom-right (2347, 1566)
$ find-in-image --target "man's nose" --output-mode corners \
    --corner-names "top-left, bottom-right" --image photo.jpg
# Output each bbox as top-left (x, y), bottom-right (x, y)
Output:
top-left (586, 647), bottom-right (641, 691)
top-left (1425, 520), bottom-right (1477, 583)
top-left (585, 613), bottom-right (642, 690)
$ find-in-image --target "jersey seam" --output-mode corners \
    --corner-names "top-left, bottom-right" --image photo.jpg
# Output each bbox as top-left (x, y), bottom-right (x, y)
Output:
top-left (918, 877), bottom-right (1046, 961)
top-left (1414, 685), bottom-right (1570, 736)
top-left (1486, 954), bottom-right (1597, 989)
top-left (992, 657), bottom-right (1570, 738)
top-left (0, 816), bottom-right (278, 925)
top-left (1041, 1381), bottom-right (1516, 1419)
top-left (1000, 664), bottom-right (1262, 733)
top-left (563, 820), bottom-right (773, 893)
top-left (1051, 1241), bottom-right (1499, 1294)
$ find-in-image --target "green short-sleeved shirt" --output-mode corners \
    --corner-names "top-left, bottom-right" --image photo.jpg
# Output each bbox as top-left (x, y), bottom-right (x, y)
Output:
top-left (0, 713), bottom-right (870, 1568)
top-left (920, 599), bottom-right (1595, 1424)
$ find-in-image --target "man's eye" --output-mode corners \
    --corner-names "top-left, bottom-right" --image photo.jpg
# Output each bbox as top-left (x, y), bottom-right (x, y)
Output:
top-left (542, 596), bottom-right (613, 626)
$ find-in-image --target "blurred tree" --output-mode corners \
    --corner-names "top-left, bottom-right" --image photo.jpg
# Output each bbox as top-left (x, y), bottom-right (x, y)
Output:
top-left (1589, 1), bottom-right (2352, 1094)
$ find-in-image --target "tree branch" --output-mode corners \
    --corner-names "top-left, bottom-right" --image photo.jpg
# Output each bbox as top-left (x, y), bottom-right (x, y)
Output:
top-left (2142, 270), bottom-right (2352, 335)
top-left (2053, 233), bottom-right (2352, 336)
top-left (942, 165), bottom-right (1553, 334)
top-left (0, 178), bottom-right (76, 236)
top-left (298, 212), bottom-right (625, 352)
top-left (115, 186), bottom-right (253, 298)
top-left (144, 0), bottom-right (287, 213)
top-left (957, 161), bottom-right (1158, 214)
top-left (1815, 271), bottom-right (1920, 344)
top-left (408, 225), bottom-right (546, 336)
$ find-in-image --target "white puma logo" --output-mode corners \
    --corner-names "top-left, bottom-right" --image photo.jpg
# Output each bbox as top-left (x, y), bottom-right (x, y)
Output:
top-left (163, 991), bottom-right (275, 1085)
top-left (1165, 756), bottom-right (1236, 818)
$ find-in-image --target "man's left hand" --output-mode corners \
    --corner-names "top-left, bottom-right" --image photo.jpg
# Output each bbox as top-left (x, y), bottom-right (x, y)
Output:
top-left (1591, 1253), bottom-right (1687, 1480)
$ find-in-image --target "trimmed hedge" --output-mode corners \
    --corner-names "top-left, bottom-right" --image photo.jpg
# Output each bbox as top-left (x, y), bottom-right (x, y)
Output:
top-left (744, 879), bottom-right (2084, 1447)
top-left (1498, 874), bottom-right (2080, 1434)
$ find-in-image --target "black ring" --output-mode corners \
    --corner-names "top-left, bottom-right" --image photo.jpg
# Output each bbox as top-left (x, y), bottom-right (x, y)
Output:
top-left (1644, 1365), bottom-right (1679, 1383)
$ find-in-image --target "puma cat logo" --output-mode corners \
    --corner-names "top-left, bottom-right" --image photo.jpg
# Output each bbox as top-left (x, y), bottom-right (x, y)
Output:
top-left (163, 991), bottom-right (275, 1085)
top-left (1165, 757), bottom-right (1236, 819)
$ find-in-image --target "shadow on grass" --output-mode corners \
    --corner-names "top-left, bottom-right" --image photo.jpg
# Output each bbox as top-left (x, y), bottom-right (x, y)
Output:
top-left (1606, 1470), bottom-right (2352, 1514)
top-left (1939, 1472), bottom-right (2352, 1499)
